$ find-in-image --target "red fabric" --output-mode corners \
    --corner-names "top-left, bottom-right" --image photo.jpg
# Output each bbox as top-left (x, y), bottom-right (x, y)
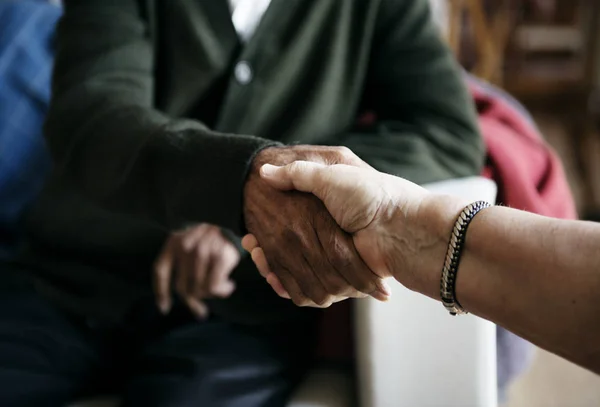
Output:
top-left (469, 82), bottom-right (578, 220)
top-left (315, 82), bottom-right (577, 361)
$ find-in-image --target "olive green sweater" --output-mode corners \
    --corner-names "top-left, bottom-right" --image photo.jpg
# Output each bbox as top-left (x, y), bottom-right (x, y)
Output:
top-left (15, 0), bottom-right (483, 324)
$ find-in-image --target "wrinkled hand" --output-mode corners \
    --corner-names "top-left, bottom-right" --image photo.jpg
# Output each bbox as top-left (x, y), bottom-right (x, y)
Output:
top-left (243, 161), bottom-right (431, 303)
top-left (153, 223), bottom-right (240, 318)
top-left (243, 146), bottom-right (391, 308)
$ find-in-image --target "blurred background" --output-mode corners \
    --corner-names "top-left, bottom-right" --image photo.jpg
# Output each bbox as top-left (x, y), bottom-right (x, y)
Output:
top-left (433, 0), bottom-right (600, 221)
top-left (430, 0), bottom-right (600, 405)
top-left (1, 0), bottom-right (599, 406)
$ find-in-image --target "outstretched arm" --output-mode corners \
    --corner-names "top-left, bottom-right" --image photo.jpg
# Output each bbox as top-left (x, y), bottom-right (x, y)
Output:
top-left (245, 161), bottom-right (600, 374)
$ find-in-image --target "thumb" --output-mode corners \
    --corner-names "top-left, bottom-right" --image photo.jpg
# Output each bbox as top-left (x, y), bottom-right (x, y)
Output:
top-left (260, 161), bottom-right (329, 198)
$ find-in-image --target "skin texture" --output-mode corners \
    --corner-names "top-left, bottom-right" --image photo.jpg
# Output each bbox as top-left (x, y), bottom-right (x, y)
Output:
top-left (153, 223), bottom-right (240, 318)
top-left (244, 146), bottom-right (390, 307)
top-left (243, 160), bottom-right (600, 375)
top-left (242, 161), bottom-right (431, 303)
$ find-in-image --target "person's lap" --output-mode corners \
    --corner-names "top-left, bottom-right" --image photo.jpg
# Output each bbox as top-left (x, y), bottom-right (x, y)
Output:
top-left (0, 273), bottom-right (316, 407)
top-left (0, 284), bottom-right (109, 407)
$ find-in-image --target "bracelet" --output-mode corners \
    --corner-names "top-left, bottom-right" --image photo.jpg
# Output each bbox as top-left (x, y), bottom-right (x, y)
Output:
top-left (440, 200), bottom-right (491, 316)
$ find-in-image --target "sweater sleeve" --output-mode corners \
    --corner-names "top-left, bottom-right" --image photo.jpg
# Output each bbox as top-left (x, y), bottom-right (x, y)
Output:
top-left (338, 0), bottom-right (484, 185)
top-left (44, 0), bottom-right (276, 234)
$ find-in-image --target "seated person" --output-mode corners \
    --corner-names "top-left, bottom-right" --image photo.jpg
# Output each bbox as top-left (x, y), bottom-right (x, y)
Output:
top-left (0, 1), bottom-right (483, 406)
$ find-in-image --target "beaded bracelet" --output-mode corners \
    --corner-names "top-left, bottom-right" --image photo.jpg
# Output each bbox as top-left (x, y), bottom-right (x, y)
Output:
top-left (440, 200), bottom-right (491, 316)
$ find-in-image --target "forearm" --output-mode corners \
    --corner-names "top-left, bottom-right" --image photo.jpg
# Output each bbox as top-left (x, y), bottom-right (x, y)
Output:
top-left (404, 194), bottom-right (600, 373)
top-left (49, 0), bottom-right (276, 233)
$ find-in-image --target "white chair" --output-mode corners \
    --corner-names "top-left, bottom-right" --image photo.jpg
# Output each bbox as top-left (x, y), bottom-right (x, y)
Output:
top-left (71, 177), bottom-right (498, 407)
top-left (355, 176), bottom-right (498, 407)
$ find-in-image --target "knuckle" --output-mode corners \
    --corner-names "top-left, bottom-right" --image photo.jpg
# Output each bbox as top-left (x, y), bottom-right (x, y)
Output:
top-left (316, 294), bottom-right (335, 307)
top-left (322, 276), bottom-right (349, 296)
top-left (318, 300), bottom-right (334, 309)
top-left (172, 230), bottom-right (186, 243)
top-left (289, 160), bottom-right (308, 174)
top-left (307, 290), bottom-right (330, 307)
top-left (206, 225), bottom-right (220, 236)
top-left (287, 161), bottom-right (301, 175)
top-left (292, 297), bottom-right (312, 307)
top-left (335, 146), bottom-right (353, 161)
top-left (329, 245), bottom-right (352, 271)
top-left (282, 225), bottom-right (307, 249)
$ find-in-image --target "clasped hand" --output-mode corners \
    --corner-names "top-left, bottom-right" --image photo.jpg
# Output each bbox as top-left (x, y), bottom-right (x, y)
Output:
top-left (242, 145), bottom-right (395, 307)
top-left (153, 224), bottom-right (240, 318)
top-left (243, 157), bottom-right (432, 307)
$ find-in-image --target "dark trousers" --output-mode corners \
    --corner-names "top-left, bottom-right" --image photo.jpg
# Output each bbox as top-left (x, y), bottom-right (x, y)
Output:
top-left (0, 284), bottom-right (316, 407)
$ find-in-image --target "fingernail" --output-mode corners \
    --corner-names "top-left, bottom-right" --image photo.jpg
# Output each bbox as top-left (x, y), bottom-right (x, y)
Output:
top-left (260, 164), bottom-right (280, 177)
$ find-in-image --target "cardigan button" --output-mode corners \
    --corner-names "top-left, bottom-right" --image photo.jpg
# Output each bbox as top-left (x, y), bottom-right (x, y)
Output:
top-left (234, 61), bottom-right (253, 85)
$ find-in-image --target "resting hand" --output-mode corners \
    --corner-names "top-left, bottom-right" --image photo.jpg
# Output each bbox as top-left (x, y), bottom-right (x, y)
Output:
top-left (243, 161), bottom-right (431, 302)
top-left (153, 224), bottom-right (240, 318)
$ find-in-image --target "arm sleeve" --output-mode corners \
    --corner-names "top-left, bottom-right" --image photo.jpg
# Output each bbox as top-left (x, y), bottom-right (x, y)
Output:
top-left (44, 0), bottom-right (276, 234)
top-left (339, 0), bottom-right (484, 185)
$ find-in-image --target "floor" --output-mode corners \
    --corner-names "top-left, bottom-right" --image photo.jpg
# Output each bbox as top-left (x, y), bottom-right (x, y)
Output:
top-left (502, 112), bottom-right (600, 407)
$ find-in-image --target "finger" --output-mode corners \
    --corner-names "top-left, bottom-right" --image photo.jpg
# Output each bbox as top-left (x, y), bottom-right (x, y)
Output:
top-left (265, 273), bottom-right (332, 309)
top-left (260, 161), bottom-right (328, 195)
top-left (280, 228), bottom-right (334, 307)
top-left (251, 248), bottom-right (301, 301)
top-left (318, 221), bottom-right (391, 301)
top-left (265, 273), bottom-right (335, 308)
top-left (250, 223), bottom-right (328, 306)
top-left (174, 243), bottom-right (194, 299)
top-left (250, 247), bottom-right (271, 278)
top-left (190, 244), bottom-right (211, 299)
top-left (180, 223), bottom-right (211, 251)
top-left (273, 261), bottom-right (315, 307)
top-left (265, 273), bottom-right (291, 299)
top-left (206, 244), bottom-right (238, 298)
top-left (303, 221), bottom-right (364, 299)
top-left (184, 296), bottom-right (209, 320)
top-left (153, 240), bottom-right (175, 314)
top-left (241, 234), bottom-right (259, 252)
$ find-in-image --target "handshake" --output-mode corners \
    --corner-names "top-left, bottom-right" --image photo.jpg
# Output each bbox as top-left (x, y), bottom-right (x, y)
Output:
top-left (154, 145), bottom-right (440, 316)
top-left (241, 145), bottom-right (434, 308)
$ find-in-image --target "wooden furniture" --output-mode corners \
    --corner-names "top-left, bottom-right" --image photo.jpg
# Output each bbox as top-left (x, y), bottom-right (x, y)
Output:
top-left (446, 0), bottom-right (600, 217)
top-left (448, 0), bottom-right (513, 85)
top-left (503, 1), bottom-right (598, 100)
